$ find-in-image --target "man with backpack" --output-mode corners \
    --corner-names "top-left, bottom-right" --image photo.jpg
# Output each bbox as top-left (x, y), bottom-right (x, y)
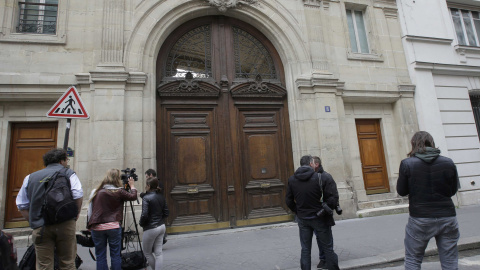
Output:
top-left (16, 148), bottom-right (83, 270)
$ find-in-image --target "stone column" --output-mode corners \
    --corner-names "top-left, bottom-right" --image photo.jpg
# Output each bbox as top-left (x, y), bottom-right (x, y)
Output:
top-left (296, 75), bottom-right (356, 219)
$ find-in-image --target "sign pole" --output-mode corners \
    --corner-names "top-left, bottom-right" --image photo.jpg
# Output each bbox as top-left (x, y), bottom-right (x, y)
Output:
top-left (63, 118), bottom-right (72, 150)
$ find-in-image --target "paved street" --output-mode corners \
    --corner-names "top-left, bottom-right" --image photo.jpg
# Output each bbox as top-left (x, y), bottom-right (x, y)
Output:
top-left (16, 205), bottom-right (480, 269)
top-left (356, 249), bottom-right (480, 270)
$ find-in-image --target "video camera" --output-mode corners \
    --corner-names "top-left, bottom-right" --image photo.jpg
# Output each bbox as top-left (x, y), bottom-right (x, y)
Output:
top-left (121, 168), bottom-right (138, 185)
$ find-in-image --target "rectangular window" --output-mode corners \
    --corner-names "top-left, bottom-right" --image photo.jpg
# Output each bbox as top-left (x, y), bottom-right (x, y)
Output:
top-left (17, 0), bottom-right (58, 34)
top-left (346, 9), bottom-right (369, 54)
top-left (450, 8), bottom-right (480, 46)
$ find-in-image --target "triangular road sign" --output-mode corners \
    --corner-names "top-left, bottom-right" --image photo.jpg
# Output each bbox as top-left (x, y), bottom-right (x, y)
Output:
top-left (47, 86), bottom-right (90, 119)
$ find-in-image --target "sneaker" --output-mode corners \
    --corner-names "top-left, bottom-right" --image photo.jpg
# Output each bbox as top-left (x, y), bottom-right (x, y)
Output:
top-left (317, 260), bottom-right (326, 269)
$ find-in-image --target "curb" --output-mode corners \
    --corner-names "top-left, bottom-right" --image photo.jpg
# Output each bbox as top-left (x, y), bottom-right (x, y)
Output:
top-left (339, 235), bottom-right (480, 269)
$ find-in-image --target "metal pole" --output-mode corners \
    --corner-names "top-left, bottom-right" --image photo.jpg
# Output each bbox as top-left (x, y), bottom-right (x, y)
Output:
top-left (63, 118), bottom-right (71, 150)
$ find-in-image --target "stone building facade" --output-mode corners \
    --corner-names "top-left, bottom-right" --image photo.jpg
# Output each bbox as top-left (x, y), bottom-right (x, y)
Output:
top-left (397, 0), bottom-right (480, 206)
top-left (0, 0), bottom-right (417, 233)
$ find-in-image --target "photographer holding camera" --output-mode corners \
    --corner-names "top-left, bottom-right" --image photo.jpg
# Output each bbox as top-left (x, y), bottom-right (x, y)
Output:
top-left (312, 156), bottom-right (341, 269)
top-left (87, 169), bottom-right (138, 270)
top-left (286, 155), bottom-right (339, 270)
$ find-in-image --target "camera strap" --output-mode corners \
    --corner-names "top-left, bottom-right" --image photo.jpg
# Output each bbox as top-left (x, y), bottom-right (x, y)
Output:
top-left (317, 172), bottom-right (324, 203)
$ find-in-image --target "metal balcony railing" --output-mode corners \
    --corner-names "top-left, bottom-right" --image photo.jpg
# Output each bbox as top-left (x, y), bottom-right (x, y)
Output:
top-left (17, 1), bottom-right (58, 34)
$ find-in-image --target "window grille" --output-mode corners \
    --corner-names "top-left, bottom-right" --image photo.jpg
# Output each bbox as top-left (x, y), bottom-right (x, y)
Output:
top-left (17, 1), bottom-right (58, 34)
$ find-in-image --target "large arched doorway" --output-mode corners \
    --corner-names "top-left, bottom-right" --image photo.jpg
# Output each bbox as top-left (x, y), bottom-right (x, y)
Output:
top-left (156, 16), bottom-right (294, 232)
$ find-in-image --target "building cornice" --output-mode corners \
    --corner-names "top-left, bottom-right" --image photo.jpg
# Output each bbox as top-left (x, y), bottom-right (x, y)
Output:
top-left (404, 35), bottom-right (453, 45)
top-left (414, 61), bottom-right (480, 76)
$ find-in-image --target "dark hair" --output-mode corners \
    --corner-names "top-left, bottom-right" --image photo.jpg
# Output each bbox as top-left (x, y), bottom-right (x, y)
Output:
top-left (313, 156), bottom-right (321, 166)
top-left (146, 177), bottom-right (162, 194)
top-left (408, 131), bottom-right (436, 157)
top-left (43, 148), bottom-right (67, 167)
top-left (145, 169), bottom-right (157, 177)
top-left (300, 155), bottom-right (313, 166)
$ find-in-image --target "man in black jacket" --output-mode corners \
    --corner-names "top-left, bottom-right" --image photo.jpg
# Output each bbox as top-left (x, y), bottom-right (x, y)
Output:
top-left (312, 156), bottom-right (339, 269)
top-left (397, 131), bottom-right (459, 269)
top-left (286, 155), bottom-right (339, 270)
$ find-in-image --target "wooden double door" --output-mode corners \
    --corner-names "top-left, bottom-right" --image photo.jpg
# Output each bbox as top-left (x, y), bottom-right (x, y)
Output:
top-left (156, 17), bottom-right (293, 229)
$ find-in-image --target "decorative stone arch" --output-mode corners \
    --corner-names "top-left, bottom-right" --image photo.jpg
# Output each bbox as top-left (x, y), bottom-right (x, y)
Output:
top-left (124, 0), bottom-right (311, 81)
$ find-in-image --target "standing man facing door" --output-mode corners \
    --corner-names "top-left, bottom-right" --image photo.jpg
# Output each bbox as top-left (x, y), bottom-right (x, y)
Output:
top-left (286, 155), bottom-right (339, 270)
top-left (16, 148), bottom-right (83, 270)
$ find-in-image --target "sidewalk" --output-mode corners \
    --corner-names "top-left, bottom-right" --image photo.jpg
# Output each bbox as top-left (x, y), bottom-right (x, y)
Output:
top-left (17, 205), bottom-right (480, 269)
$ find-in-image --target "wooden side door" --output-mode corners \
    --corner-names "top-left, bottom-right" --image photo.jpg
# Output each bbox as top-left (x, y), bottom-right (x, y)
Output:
top-left (5, 122), bottom-right (58, 228)
top-left (355, 119), bottom-right (390, 194)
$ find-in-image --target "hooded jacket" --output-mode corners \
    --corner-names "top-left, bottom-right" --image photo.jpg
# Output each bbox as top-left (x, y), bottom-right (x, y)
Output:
top-left (396, 147), bottom-right (459, 218)
top-left (285, 165), bottom-right (337, 226)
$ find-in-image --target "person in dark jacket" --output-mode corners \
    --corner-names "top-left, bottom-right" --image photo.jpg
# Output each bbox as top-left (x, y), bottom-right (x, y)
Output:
top-left (87, 169), bottom-right (138, 270)
top-left (397, 131), bottom-right (459, 270)
top-left (139, 177), bottom-right (169, 270)
top-left (312, 156), bottom-right (339, 269)
top-left (286, 155), bottom-right (339, 270)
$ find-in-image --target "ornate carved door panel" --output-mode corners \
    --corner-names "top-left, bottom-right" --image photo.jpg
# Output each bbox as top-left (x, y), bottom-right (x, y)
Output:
top-left (157, 17), bottom-right (293, 229)
top-left (355, 119), bottom-right (390, 194)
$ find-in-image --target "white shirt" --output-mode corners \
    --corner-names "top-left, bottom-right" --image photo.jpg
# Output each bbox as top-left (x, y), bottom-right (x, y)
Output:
top-left (16, 172), bottom-right (83, 210)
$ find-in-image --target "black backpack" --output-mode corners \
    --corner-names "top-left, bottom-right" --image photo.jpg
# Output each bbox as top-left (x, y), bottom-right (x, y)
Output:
top-left (18, 244), bottom-right (82, 270)
top-left (42, 168), bottom-right (78, 225)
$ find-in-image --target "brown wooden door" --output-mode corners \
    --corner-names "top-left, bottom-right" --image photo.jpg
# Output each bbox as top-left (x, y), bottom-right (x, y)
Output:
top-left (156, 16), bottom-right (293, 229)
top-left (233, 103), bottom-right (293, 221)
top-left (355, 119), bottom-right (390, 194)
top-left (5, 122), bottom-right (58, 228)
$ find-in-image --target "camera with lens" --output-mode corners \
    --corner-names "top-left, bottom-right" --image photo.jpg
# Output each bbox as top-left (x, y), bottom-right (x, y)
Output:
top-left (316, 202), bottom-right (333, 218)
top-left (335, 203), bottom-right (343, 215)
top-left (121, 168), bottom-right (138, 185)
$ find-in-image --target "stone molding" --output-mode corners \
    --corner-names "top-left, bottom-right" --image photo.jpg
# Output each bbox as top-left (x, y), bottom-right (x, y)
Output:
top-left (405, 35), bottom-right (453, 45)
top-left (414, 61), bottom-right (480, 76)
top-left (77, 71), bottom-right (147, 85)
top-left (296, 74), bottom-right (345, 94)
top-left (303, 0), bottom-right (321, 8)
top-left (373, 0), bottom-right (398, 19)
top-left (203, 0), bottom-right (259, 12)
top-left (100, 0), bottom-right (125, 64)
top-left (339, 89), bottom-right (408, 103)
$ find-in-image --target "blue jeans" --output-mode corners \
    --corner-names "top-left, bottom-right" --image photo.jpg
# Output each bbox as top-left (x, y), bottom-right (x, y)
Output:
top-left (314, 229), bottom-right (328, 261)
top-left (404, 216), bottom-right (459, 270)
top-left (297, 217), bottom-right (339, 270)
top-left (91, 228), bottom-right (122, 270)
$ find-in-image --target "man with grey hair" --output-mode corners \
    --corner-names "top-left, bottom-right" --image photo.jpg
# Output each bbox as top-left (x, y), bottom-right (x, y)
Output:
top-left (286, 155), bottom-right (339, 270)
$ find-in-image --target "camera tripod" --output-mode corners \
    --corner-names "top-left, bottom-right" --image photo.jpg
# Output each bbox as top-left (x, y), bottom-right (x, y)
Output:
top-left (121, 184), bottom-right (147, 269)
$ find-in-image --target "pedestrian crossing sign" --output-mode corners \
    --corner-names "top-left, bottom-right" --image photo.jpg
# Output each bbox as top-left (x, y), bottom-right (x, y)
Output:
top-left (46, 86), bottom-right (90, 119)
